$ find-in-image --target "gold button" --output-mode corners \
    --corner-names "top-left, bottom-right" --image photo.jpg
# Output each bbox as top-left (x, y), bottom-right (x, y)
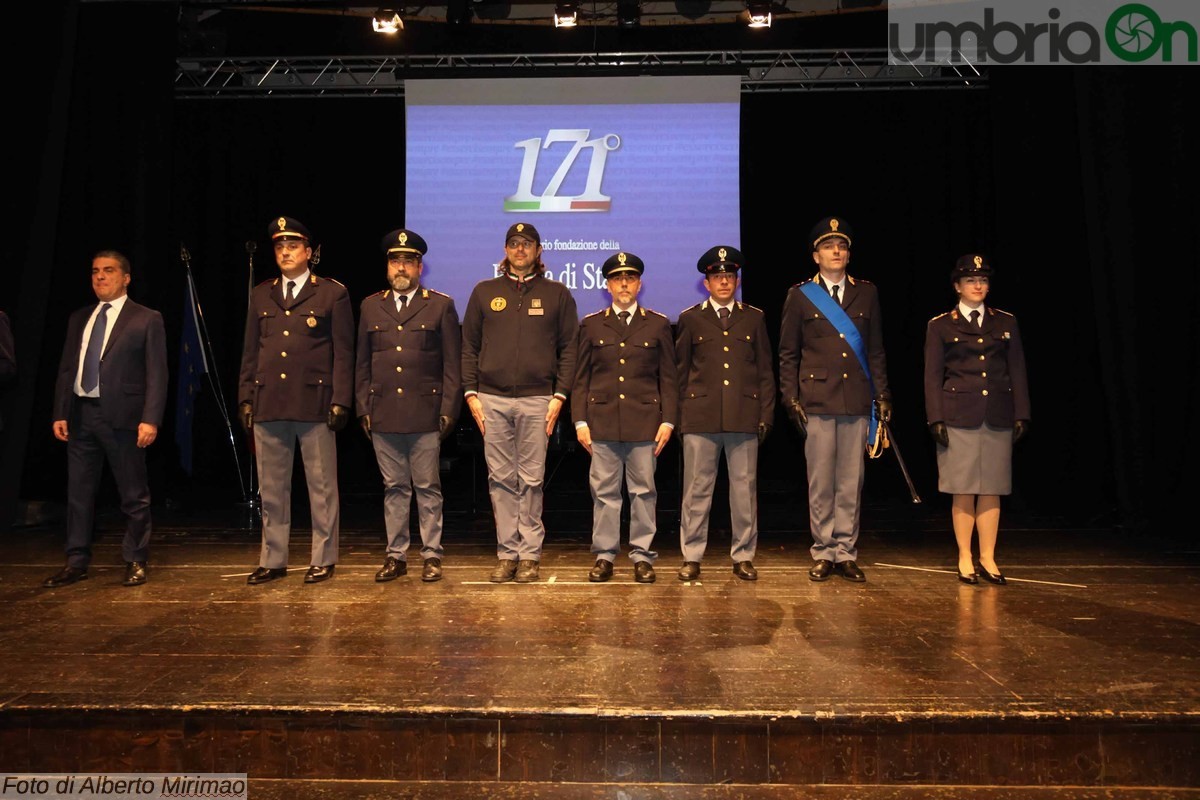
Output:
top-left (619, 376), bottom-right (625, 382)
top-left (396, 366), bottom-right (403, 373)
top-left (619, 393), bottom-right (626, 399)
top-left (723, 346), bottom-right (729, 352)
top-left (814, 314), bottom-right (820, 319)
top-left (978, 338), bottom-right (984, 343)
top-left (397, 325), bottom-right (403, 331)
top-left (723, 363), bottom-right (730, 369)
top-left (620, 342), bottom-right (626, 348)
top-left (809, 374), bottom-right (814, 378)
top-left (620, 358), bottom-right (626, 365)
top-left (982, 372), bottom-right (988, 377)
top-left (396, 346), bottom-right (402, 352)
top-left (842, 352), bottom-right (847, 358)
top-left (644, 342), bottom-right (649, 346)
top-left (283, 330), bottom-right (290, 337)
top-left (690, 393), bottom-right (695, 398)
top-left (397, 388), bottom-right (403, 394)
top-left (839, 333), bottom-right (845, 339)
top-left (599, 339), bottom-right (605, 345)
top-left (982, 390), bottom-right (989, 396)
top-left (979, 355), bottom-right (985, 361)
top-left (698, 337), bottom-right (703, 342)
top-left (723, 379), bottom-right (730, 386)
top-left (280, 373), bottom-right (287, 379)
top-left (953, 337), bottom-right (959, 342)
top-left (843, 373), bottom-right (849, 379)
top-left (285, 310), bottom-right (291, 316)
top-left (746, 336), bottom-right (750, 340)
top-left (281, 352), bottom-right (287, 358)
top-left (723, 331), bottom-right (730, 337)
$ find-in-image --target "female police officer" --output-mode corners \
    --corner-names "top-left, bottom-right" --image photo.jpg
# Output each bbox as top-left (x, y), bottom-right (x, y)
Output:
top-left (924, 254), bottom-right (1030, 585)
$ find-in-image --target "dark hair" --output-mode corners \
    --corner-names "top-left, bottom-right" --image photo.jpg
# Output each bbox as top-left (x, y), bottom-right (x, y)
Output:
top-left (93, 249), bottom-right (131, 275)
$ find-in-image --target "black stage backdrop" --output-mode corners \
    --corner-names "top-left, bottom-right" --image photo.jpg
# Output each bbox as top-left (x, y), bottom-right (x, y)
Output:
top-left (6, 1), bottom-right (1198, 536)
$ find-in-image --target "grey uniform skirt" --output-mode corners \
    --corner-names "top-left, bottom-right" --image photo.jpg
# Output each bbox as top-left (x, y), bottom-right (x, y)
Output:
top-left (936, 422), bottom-right (1013, 495)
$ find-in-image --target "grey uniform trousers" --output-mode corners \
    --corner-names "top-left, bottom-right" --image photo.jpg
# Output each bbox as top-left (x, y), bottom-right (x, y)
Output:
top-left (804, 414), bottom-right (868, 562)
top-left (372, 430), bottom-right (444, 560)
top-left (254, 420), bottom-right (340, 569)
top-left (679, 432), bottom-right (758, 563)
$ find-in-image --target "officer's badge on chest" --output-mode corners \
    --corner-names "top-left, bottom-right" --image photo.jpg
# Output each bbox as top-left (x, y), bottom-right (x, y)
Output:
top-left (529, 297), bottom-right (544, 316)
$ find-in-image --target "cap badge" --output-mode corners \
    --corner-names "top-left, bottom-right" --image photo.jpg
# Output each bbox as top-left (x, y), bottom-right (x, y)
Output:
top-left (276, 217), bottom-right (287, 232)
top-left (830, 219), bottom-right (840, 232)
top-left (490, 297), bottom-right (507, 312)
top-left (618, 252), bottom-right (627, 265)
top-left (718, 247), bottom-right (727, 261)
top-left (973, 255), bottom-right (982, 268)
top-left (399, 232), bottom-right (408, 246)
top-left (516, 223), bottom-right (525, 233)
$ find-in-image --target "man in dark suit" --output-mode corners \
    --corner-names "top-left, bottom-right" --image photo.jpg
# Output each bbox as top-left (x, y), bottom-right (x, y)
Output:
top-left (779, 217), bottom-right (891, 583)
top-left (44, 250), bottom-right (167, 588)
top-left (675, 246), bottom-right (775, 582)
top-left (238, 216), bottom-right (354, 585)
top-left (356, 228), bottom-right (462, 584)
top-left (572, 252), bottom-right (678, 584)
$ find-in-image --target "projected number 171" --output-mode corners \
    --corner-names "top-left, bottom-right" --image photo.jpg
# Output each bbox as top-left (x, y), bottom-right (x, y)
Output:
top-left (504, 129), bottom-right (620, 212)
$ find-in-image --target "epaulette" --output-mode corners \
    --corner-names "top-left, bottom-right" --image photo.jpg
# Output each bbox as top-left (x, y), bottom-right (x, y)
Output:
top-left (929, 311), bottom-right (950, 322)
top-left (368, 289), bottom-right (388, 300)
top-left (741, 302), bottom-right (764, 313)
top-left (993, 308), bottom-right (1014, 317)
top-left (644, 307), bottom-right (667, 319)
top-left (582, 309), bottom-right (605, 320)
top-left (261, 278), bottom-right (277, 288)
top-left (851, 277), bottom-right (874, 286)
top-left (319, 276), bottom-right (346, 288)
top-left (426, 288), bottom-right (451, 298)
top-left (794, 277), bottom-right (815, 288)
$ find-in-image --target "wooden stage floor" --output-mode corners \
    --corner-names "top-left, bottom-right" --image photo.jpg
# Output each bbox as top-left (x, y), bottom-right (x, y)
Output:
top-left (1, 501), bottom-right (1197, 796)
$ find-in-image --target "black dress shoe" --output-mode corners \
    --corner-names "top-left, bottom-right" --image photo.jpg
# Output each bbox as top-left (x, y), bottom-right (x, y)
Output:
top-left (733, 560), bottom-right (758, 581)
top-left (958, 572), bottom-right (979, 585)
top-left (977, 565), bottom-right (1007, 585)
top-left (633, 561), bottom-right (656, 583)
top-left (123, 561), bottom-right (147, 586)
top-left (247, 566), bottom-right (287, 585)
top-left (375, 557), bottom-right (406, 582)
top-left (588, 559), bottom-right (614, 582)
top-left (808, 559), bottom-right (834, 582)
top-left (677, 561), bottom-right (701, 581)
top-left (421, 558), bottom-right (443, 583)
top-left (838, 560), bottom-right (866, 582)
top-left (514, 560), bottom-right (540, 583)
top-left (490, 559), bottom-right (518, 583)
top-left (43, 566), bottom-right (88, 588)
top-left (305, 565), bottom-right (336, 584)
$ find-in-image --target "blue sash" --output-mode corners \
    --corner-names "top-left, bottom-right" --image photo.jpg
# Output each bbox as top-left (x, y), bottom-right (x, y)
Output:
top-left (800, 281), bottom-right (878, 446)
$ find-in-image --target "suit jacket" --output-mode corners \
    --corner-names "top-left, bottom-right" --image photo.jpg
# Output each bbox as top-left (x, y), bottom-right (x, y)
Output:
top-left (239, 274), bottom-right (354, 423)
top-left (355, 286), bottom-right (463, 434)
top-left (779, 274), bottom-right (890, 416)
top-left (675, 300), bottom-right (775, 435)
top-left (53, 299), bottom-right (168, 430)
top-left (924, 306), bottom-right (1030, 429)
top-left (571, 306), bottom-right (679, 442)
top-left (0, 310), bottom-right (15, 431)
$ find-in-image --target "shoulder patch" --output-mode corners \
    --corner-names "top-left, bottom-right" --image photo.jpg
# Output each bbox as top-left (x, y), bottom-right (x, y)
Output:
top-left (993, 308), bottom-right (1015, 317)
top-left (929, 311), bottom-right (950, 322)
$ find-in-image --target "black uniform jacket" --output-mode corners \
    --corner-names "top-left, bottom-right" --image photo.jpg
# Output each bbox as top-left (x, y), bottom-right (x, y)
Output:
top-left (571, 306), bottom-right (679, 442)
top-left (924, 306), bottom-right (1030, 429)
top-left (779, 274), bottom-right (890, 416)
top-left (239, 274), bottom-right (354, 423)
top-left (355, 287), bottom-right (462, 434)
top-left (675, 299), bottom-right (775, 435)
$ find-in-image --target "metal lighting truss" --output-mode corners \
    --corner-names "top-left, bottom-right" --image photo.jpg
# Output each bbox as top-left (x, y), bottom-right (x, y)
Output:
top-left (175, 48), bottom-right (986, 98)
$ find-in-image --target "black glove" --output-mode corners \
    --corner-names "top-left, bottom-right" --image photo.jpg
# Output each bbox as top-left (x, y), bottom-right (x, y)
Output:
top-left (327, 404), bottom-right (349, 431)
top-left (929, 421), bottom-right (949, 448)
top-left (1013, 419), bottom-right (1029, 444)
top-left (785, 398), bottom-right (808, 439)
top-left (358, 414), bottom-right (371, 440)
top-left (238, 401), bottom-right (253, 433)
top-left (757, 421), bottom-right (771, 445)
top-left (438, 415), bottom-right (454, 442)
top-left (876, 397), bottom-right (893, 423)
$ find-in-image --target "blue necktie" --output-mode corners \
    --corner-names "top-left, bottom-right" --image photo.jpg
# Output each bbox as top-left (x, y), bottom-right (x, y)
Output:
top-left (81, 303), bottom-right (111, 392)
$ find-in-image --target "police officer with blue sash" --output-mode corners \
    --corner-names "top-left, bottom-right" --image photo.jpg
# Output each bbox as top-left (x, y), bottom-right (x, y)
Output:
top-left (779, 217), bottom-right (891, 583)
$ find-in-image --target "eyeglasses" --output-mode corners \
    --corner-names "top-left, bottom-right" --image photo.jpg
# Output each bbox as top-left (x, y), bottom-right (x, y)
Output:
top-left (506, 239), bottom-right (536, 250)
top-left (388, 254), bottom-right (420, 266)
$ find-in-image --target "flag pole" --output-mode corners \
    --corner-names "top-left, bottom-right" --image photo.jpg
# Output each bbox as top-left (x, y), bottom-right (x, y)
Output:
top-left (180, 244), bottom-right (254, 515)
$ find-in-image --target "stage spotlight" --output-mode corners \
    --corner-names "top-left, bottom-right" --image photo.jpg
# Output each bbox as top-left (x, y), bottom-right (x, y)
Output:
top-left (746, 0), bottom-right (771, 27)
top-left (554, 1), bottom-right (578, 27)
top-left (617, 0), bottom-right (641, 26)
top-left (371, 8), bottom-right (403, 33)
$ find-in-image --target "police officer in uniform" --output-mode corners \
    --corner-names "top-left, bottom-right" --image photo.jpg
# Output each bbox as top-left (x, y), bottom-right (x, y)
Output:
top-left (461, 222), bottom-right (578, 584)
top-left (572, 252), bottom-right (678, 584)
top-left (924, 254), bottom-right (1030, 585)
top-left (356, 228), bottom-right (462, 583)
top-left (675, 246), bottom-right (775, 582)
top-left (779, 217), bottom-right (891, 583)
top-left (238, 216), bottom-right (354, 585)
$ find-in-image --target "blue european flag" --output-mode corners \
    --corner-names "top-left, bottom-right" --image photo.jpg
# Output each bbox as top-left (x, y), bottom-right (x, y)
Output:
top-left (175, 273), bottom-right (209, 475)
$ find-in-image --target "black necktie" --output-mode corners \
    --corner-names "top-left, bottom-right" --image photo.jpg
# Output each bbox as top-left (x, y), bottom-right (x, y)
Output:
top-left (285, 280), bottom-right (296, 305)
top-left (618, 310), bottom-right (630, 325)
top-left (398, 294), bottom-right (408, 312)
top-left (970, 309), bottom-right (980, 328)
top-left (717, 306), bottom-right (730, 329)
top-left (81, 303), bottom-right (111, 392)
top-left (831, 285), bottom-right (841, 306)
